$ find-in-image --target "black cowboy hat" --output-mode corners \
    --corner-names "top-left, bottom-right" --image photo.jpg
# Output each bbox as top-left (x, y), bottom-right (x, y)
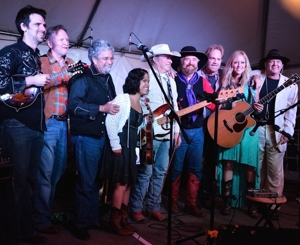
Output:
top-left (259, 49), bottom-right (290, 69)
top-left (171, 46), bottom-right (208, 71)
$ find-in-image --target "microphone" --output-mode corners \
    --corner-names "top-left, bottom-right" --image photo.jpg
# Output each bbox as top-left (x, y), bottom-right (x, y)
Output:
top-left (90, 27), bottom-right (93, 46)
top-left (137, 43), bottom-right (153, 54)
top-left (129, 33), bottom-right (132, 52)
top-left (273, 125), bottom-right (294, 141)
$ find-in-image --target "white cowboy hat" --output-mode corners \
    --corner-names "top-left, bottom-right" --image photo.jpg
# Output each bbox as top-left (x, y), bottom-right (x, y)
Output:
top-left (140, 44), bottom-right (181, 62)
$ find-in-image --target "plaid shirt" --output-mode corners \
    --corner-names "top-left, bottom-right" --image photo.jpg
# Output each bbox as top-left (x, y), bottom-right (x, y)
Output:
top-left (46, 51), bottom-right (70, 116)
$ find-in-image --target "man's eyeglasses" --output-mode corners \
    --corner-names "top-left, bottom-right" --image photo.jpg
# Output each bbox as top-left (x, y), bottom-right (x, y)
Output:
top-left (100, 57), bottom-right (115, 61)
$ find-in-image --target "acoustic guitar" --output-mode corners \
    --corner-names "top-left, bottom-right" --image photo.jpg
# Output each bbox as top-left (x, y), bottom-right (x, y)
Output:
top-left (207, 73), bottom-right (300, 148)
top-left (153, 87), bottom-right (243, 130)
top-left (0, 60), bottom-right (85, 112)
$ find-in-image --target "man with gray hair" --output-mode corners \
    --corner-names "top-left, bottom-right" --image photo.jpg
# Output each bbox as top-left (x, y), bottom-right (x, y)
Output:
top-left (68, 39), bottom-right (120, 240)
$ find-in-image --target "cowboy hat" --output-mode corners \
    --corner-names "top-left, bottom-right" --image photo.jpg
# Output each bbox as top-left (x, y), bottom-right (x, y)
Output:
top-left (259, 49), bottom-right (290, 69)
top-left (140, 44), bottom-right (181, 62)
top-left (171, 46), bottom-right (208, 71)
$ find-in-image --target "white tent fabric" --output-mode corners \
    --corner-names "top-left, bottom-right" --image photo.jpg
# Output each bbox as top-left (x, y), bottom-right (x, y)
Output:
top-left (0, 0), bottom-right (300, 92)
top-left (0, 0), bottom-right (300, 67)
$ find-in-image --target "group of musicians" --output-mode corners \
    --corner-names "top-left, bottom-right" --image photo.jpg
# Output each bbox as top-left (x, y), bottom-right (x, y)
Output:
top-left (0, 4), bottom-right (298, 244)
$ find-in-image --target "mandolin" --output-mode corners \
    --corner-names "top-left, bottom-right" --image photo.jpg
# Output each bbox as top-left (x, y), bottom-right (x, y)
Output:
top-left (207, 73), bottom-right (300, 148)
top-left (0, 60), bottom-right (85, 112)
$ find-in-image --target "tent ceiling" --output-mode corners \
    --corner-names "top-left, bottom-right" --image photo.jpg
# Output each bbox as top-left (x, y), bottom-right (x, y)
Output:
top-left (1, 0), bottom-right (300, 68)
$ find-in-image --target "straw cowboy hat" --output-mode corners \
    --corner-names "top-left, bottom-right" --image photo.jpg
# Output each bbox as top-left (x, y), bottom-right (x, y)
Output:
top-left (140, 44), bottom-right (181, 62)
top-left (171, 46), bottom-right (208, 71)
top-left (259, 49), bottom-right (290, 69)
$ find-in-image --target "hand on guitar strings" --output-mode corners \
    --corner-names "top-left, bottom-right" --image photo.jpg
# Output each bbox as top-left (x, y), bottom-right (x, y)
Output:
top-left (252, 102), bottom-right (263, 113)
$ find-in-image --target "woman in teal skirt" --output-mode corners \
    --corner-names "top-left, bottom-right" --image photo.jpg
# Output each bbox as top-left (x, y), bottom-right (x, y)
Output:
top-left (216, 51), bottom-right (263, 218)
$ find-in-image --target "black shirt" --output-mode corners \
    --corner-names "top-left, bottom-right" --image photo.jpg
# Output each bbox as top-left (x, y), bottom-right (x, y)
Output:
top-left (0, 39), bottom-right (45, 132)
top-left (256, 77), bottom-right (279, 124)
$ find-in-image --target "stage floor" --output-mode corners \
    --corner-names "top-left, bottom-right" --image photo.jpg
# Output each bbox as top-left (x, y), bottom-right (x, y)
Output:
top-left (32, 171), bottom-right (300, 245)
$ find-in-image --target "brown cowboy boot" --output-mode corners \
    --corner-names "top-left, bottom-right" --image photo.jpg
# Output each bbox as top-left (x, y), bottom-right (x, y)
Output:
top-left (222, 180), bottom-right (233, 216)
top-left (172, 175), bottom-right (182, 214)
top-left (184, 173), bottom-right (205, 217)
top-left (109, 207), bottom-right (134, 236)
top-left (121, 203), bottom-right (138, 232)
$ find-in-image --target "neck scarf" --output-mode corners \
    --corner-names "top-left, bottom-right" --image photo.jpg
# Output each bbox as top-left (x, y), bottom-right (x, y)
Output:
top-left (177, 72), bottom-right (199, 122)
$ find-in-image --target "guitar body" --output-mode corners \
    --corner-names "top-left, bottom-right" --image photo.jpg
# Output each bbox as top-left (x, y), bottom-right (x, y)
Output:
top-left (1, 87), bottom-right (42, 112)
top-left (207, 101), bottom-right (256, 148)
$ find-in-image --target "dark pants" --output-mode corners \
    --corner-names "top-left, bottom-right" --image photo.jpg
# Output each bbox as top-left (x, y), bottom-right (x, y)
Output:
top-left (0, 119), bottom-right (44, 243)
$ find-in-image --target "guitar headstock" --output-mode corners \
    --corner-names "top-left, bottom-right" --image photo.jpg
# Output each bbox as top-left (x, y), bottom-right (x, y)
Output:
top-left (284, 73), bottom-right (300, 87)
top-left (67, 60), bottom-right (87, 75)
top-left (217, 87), bottom-right (244, 101)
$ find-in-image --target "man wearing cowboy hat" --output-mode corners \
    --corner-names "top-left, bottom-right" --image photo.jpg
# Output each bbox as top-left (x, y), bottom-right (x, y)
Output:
top-left (252, 49), bottom-right (298, 212)
top-left (130, 44), bottom-right (182, 222)
top-left (170, 46), bottom-right (216, 217)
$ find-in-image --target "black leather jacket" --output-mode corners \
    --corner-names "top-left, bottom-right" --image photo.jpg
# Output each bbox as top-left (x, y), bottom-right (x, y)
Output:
top-left (68, 63), bottom-right (116, 138)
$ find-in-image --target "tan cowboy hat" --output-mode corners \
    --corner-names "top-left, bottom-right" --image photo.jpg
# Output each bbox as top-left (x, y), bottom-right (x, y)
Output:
top-left (259, 49), bottom-right (290, 69)
top-left (171, 46), bottom-right (208, 71)
top-left (140, 44), bottom-right (181, 62)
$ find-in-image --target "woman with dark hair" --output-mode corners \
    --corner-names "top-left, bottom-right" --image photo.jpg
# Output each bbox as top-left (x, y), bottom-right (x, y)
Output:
top-left (99, 68), bottom-right (149, 235)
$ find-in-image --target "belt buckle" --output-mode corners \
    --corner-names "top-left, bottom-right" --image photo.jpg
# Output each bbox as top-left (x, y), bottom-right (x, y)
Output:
top-left (52, 115), bottom-right (66, 121)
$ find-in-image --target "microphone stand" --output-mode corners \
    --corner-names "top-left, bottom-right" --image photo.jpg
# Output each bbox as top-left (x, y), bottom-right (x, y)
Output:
top-left (175, 95), bottom-right (225, 245)
top-left (272, 100), bottom-right (300, 228)
top-left (138, 46), bottom-right (190, 245)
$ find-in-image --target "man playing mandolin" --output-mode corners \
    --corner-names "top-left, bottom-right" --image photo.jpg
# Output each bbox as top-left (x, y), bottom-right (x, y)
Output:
top-left (0, 5), bottom-right (50, 244)
top-left (32, 25), bottom-right (75, 235)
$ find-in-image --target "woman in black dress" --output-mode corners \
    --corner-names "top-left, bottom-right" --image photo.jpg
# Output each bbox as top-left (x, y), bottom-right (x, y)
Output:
top-left (100, 68), bottom-right (150, 235)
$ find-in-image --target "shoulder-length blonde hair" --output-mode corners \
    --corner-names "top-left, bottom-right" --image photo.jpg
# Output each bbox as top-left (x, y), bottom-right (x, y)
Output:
top-left (221, 50), bottom-right (251, 89)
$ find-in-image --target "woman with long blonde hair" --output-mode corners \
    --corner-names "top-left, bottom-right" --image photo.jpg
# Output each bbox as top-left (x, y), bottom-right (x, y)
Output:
top-left (217, 50), bottom-right (263, 218)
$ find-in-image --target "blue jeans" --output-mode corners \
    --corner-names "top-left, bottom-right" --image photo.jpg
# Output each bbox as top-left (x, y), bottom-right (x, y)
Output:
top-left (0, 119), bottom-right (44, 243)
top-left (72, 135), bottom-right (105, 229)
top-left (33, 118), bottom-right (67, 229)
top-left (130, 140), bottom-right (170, 212)
top-left (172, 127), bottom-right (204, 182)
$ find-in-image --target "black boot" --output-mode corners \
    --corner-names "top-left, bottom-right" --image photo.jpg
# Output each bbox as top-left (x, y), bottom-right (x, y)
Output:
top-left (222, 180), bottom-right (232, 216)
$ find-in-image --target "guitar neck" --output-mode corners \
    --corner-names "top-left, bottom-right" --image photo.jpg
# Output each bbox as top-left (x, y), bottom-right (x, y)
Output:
top-left (259, 83), bottom-right (287, 105)
top-left (177, 101), bottom-right (211, 117)
top-left (241, 74), bottom-right (300, 117)
top-left (50, 69), bottom-right (69, 80)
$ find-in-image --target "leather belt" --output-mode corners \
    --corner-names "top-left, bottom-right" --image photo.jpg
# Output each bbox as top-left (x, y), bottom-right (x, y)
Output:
top-left (50, 115), bottom-right (67, 121)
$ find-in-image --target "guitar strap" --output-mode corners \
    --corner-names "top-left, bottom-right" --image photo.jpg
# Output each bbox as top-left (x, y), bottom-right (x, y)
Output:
top-left (164, 75), bottom-right (174, 107)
